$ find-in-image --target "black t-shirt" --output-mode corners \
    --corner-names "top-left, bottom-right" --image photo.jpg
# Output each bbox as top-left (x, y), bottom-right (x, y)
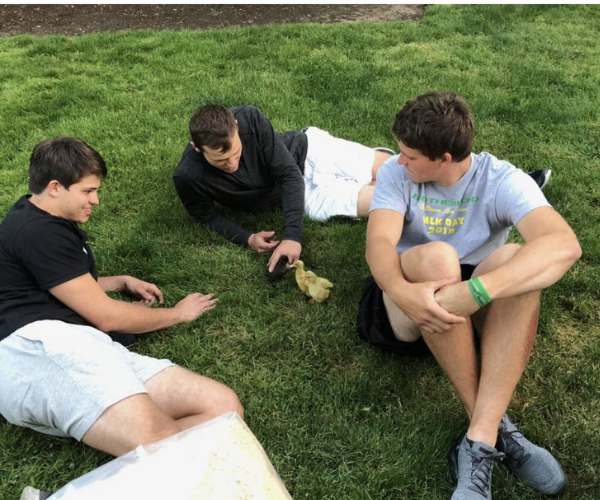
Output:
top-left (0, 195), bottom-right (97, 341)
top-left (173, 105), bottom-right (308, 246)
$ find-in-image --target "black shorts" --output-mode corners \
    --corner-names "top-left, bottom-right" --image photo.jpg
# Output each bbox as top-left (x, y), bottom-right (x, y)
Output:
top-left (356, 265), bottom-right (475, 355)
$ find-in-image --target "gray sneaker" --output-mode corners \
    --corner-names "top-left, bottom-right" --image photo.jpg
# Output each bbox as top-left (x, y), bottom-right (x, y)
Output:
top-left (448, 416), bottom-right (568, 497)
top-left (496, 414), bottom-right (568, 496)
top-left (451, 435), bottom-right (505, 500)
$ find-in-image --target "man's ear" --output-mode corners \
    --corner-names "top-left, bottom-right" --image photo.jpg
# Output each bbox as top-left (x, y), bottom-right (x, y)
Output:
top-left (47, 180), bottom-right (62, 197)
top-left (190, 141), bottom-right (202, 153)
top-left (441, 152), bottom-right (453, 166)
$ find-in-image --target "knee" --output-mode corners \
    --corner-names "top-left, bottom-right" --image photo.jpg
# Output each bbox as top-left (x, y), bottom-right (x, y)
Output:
top-left (212, 386), bottom-right (244, 420)
top-left (403, 242), bottom-right (460, 281)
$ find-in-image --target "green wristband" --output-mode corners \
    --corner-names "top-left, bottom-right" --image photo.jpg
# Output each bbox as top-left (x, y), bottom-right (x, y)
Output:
top-left (468, 277), bottom-right (492, 307)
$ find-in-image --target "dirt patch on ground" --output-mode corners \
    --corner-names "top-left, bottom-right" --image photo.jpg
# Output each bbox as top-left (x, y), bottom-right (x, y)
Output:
top-left (0, 4), bottom-right (427, 37)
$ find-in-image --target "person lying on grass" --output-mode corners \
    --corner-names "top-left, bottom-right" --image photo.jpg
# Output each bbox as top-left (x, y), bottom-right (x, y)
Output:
top-left (0, 137), bottom-right (242, 458)
top-left (173, 104), bottom-right (395, 274)
top-left (358, 91), bottom-right (580, 500)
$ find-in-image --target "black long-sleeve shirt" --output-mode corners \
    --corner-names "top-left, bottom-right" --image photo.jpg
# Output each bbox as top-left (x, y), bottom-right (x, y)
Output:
top-left (173, 105), bottom-right (308, 246)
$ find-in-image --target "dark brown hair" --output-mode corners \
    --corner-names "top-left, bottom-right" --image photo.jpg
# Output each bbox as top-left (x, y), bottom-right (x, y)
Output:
top-left (392, 91), bottom-right (474, 162)
top-left (29, 137), bottom-right (107, 194)
top-left (189, 104), bottom-right (237, 153)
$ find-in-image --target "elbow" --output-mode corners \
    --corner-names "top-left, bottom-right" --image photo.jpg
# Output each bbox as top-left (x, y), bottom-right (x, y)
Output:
top-left (87, 302), bottom-right (123, 334)
top-left (93, 316), bottom-right (118, 334)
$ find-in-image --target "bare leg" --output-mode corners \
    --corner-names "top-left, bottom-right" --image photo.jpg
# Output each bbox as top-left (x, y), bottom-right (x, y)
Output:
top-left (386, 241), bottom-right (546, 451)
top-left (357, 185), bottom-right (375, 217)
top-left (145, 366), bottom-right (243, 426)
top-left (82, 393), bottom-right (181, 456)
top-left (355, 151), bottom-right (393, 217)
top-left (385, 242), bottom-right (480, 414)
top-left (371, 150), bottom-right (393, 180)
top-left (83, 366), bottom-right (242, 456)
top-left (466, 245), bottom-right (540, 446)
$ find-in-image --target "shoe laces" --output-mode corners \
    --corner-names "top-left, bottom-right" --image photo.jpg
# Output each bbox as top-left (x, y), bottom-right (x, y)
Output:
top-left (467, 449), bottom-right (504, 498)
top-left (499, 429), bottom-right (531, 468)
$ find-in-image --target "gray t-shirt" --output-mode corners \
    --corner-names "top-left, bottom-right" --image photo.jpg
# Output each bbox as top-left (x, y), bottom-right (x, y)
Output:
top-left (370, 151), bottom-right (551, 265)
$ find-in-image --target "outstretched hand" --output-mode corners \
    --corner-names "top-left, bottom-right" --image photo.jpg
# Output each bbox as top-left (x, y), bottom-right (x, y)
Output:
top-left (175, 293), bottom-right (218, 322)
top-left (122, 277), bottom-right (164, 306)
top-left (391, 277), bottom-right (466, 335)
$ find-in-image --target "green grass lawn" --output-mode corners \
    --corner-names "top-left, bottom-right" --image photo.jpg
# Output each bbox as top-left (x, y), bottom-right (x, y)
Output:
top-left (1, 4), bottom-right (599, 499)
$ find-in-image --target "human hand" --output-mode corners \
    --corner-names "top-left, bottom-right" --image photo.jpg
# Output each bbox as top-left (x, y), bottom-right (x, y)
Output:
top-left (175, 293), bottom-right (218, 322)
top-left (268, 239), bottom-right (301, 272)
top-left (389, 278), bottom-right (465, 335)
top-left (122, 277), bottom-right (164, 306)
top-left (248, 231), bottom-right (280, 254)
top-left (434, 280), bottom-right (480, 318)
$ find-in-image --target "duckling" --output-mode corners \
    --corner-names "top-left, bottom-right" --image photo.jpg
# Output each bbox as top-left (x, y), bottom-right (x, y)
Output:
top-left (291, 261), bottom-right (333, 303)
top-left (304, 274), bottom-right (333, 303)
top-left (290, 260), bottom-right (313, 294)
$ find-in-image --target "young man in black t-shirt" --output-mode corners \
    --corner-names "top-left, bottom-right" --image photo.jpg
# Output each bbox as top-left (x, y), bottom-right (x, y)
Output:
top-left (0, 137), bottom-right (242, 457)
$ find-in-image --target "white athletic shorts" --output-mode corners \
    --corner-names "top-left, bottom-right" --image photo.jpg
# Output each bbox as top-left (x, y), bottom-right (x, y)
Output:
top-left (0, 320), bottom-right (174, 441)
top-left (303, 127), bottom-right (375, 221)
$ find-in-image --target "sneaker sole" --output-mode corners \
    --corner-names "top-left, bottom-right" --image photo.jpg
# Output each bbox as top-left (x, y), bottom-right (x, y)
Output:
top-left (374, 147), bottom-right (395, 155)
top-left (538, 169), bottom-right (551, 190)
top-left (447, 439), bottom-right (460, 484)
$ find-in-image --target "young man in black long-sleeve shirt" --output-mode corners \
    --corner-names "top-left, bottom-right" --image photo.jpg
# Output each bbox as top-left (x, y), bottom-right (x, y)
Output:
top-left (173, 104), bottom-right (393, 272)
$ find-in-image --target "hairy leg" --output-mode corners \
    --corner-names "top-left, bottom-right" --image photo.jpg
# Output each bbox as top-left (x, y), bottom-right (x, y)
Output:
top-left (82, 393), bottom-right (181, 456)
top-left (145, 366), bottom-right (243, 426)
top-left (82, 367), bottom-right (242, 456)
top-left (386, 242), bottom-right (480, 414)
top-left (467, 244), bottom-right (540, 446)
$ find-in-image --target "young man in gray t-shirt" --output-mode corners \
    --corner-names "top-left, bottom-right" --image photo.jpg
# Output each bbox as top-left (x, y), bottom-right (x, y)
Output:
top-left (360, 91), bottom-right (580, 499)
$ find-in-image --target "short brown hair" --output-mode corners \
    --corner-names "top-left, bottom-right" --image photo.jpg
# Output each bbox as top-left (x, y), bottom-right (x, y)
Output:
top-left (29, 137), bottom-right (107, 194)
top-left (189, 104), bottom-right (237, 153)
top-left (392, 91), bottom-right (474, 162)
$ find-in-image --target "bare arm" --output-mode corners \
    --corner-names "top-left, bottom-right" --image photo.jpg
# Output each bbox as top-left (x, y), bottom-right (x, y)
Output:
top-left (481, 207), bottom-right (581, 298)
top-left (51, 274), bottom-right (217, 334)
top-left (98, 275), bottom-right (164, 305)
top-left (366, 209), bottom-right (464, 333)
top-left (435, 207), bottom-right (581, 316)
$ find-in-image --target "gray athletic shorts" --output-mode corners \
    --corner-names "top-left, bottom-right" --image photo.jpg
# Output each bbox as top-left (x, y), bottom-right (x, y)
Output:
top-left (0, 320), bottom-right (174, 441)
